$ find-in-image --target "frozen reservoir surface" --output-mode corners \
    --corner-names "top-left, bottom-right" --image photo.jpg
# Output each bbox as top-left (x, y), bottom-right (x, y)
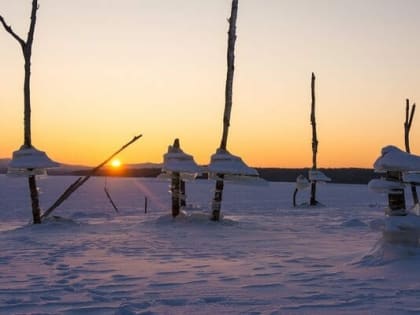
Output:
top-left (0, 175), bottom-right (419, 314)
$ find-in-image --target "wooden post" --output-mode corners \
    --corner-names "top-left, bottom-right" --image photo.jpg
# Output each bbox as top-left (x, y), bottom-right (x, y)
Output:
top-left (28, 173), bottom-right (41, 223)
top-left (144, 196), bottom-right (148, 214)
top-left (171, 139), bottom-right (181, 217)
top-left (404, 99), bottom-right (418, 205)
top-left (171, 173), bottom-right (181, 217)
top-left (310, 72), bottom-right (318, 206)
top-left (293, 188), bottom-right (298, 207)
top-left (1, 0), bottom-right (41, 223)
top-left (211, 0), bottom-right (238, 221)
top-left (180, 180), bottom-right (186, 208)
top-left (386, 171), bottom-right (406, 215)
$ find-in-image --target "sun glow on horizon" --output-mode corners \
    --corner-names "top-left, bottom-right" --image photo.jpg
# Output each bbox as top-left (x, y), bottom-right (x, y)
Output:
top-left (111, 159), bottom-right (122, 168)
top-left (2, 1), bottom-right (420, 168)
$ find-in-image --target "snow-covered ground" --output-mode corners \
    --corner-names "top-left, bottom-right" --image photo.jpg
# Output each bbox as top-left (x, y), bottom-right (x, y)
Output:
top-left (1, 175), bottom-right (420, 314)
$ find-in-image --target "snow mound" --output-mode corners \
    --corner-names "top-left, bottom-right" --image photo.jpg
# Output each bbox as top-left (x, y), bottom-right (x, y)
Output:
top-left (356, 240), bottom-right (420, 267)
top-left (340, 218), bottom-right (367, 228)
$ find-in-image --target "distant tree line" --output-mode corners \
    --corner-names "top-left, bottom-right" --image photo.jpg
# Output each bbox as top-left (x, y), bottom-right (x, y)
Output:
top-left (0, 167), bottom-right (377, 184)
top-left (255, 168), bottom-right (377, 184)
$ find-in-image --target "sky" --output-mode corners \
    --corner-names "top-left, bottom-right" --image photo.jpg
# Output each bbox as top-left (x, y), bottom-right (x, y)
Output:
top-left (1, 0), bottom-right (420, 168)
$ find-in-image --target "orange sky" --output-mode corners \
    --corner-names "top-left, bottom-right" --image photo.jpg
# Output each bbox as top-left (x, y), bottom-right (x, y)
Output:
top-left (1, 0), bottom-right (420, 168)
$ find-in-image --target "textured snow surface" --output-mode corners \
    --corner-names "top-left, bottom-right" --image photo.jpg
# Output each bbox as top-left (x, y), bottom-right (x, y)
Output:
top-left (1, 175), bottom-right (420, 314)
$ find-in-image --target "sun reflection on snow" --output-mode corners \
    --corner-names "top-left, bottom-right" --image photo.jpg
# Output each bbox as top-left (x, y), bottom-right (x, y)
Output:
top-left (132, 179), bottom-right (166, 211)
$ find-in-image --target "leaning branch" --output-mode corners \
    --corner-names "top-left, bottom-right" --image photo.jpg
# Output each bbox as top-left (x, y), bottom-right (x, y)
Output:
top-left (41, 134), bottom-right (143, 219)
top-left (0, 15), bottom-right (25, 48)
top-left (408, 103), bottom-right (416, 130)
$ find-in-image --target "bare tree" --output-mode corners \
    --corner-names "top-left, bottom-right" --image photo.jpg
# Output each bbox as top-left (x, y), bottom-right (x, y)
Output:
top-left (1, 0), bottom-right (42, 223)
top-left (310, 72), bottom-right (318, 206)
top-left (404, 99), bottom-right (418, 205)
top-left (211, 0), bottom-right (238, 221)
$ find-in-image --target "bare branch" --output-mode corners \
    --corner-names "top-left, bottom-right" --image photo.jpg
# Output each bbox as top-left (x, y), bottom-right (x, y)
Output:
top-left (408, 103), bottom-right (416, 130)
top-left (25, 0), bottom-right (39, 55)
top-left (0, 15), bottom-right (25, 48)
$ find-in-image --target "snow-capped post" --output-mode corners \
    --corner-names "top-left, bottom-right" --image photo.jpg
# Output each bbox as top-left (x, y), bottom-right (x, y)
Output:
top-left (310, 72), bottom-right (319, 206)
top-left (404, 99), bottom-right (418, 205)
top-left (170, 139), bottom-right (181, 217)
top-left (161, 138), bottom-right (200, 217)
top-left (211, 0), bottom-right (238, 221)
top-left (0, 0), bottom-right (44, 223)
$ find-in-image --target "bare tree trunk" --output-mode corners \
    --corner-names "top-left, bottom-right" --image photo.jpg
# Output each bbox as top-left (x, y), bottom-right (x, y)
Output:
top-left (25, 2), bottom-right (40, 223)
top-left (404, 99), bottom-right (418, 205)
top-left (1, 0), bottom-right (41, 223)
top-left (310, 72), bottom-right (318, 206)
top-left (23, 0), bottom-right (37, 147)
top-left (211, 0), bottom-right (238, 221)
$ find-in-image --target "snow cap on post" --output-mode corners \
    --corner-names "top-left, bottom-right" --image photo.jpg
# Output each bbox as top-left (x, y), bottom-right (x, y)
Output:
top-left (8, 145), bottom-right (59, 176)
top-left (374, 145), bottom-right (420, 172)
top-left (161, 139), bottom-right (200, 176)
top-left (208, 148), bottom-right (259, 180)
top-left (402, 172), bottom-right (420, 184)
top-left (308, 170), bottom-right (331, 182)
top-left (368, 178), bottom-right (406, 194)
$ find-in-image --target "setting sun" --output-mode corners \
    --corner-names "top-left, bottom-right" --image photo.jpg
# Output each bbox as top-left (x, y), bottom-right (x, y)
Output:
top-left (111, 159), bottom-right (121, 168)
